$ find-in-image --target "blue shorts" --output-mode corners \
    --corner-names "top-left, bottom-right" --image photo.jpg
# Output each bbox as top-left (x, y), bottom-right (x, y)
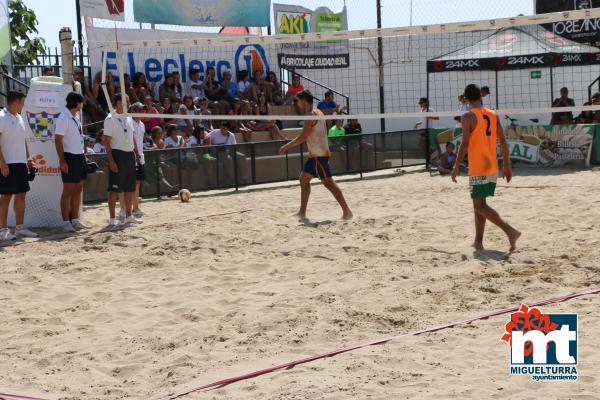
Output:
top-left (303, 157), bottom-right (332, 180)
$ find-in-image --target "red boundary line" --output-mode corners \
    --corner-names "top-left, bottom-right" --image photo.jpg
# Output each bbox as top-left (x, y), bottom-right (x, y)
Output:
top-left (0, 393), bottom-right (48, 400)
top-left (166, 287), bottom-right (600, 399)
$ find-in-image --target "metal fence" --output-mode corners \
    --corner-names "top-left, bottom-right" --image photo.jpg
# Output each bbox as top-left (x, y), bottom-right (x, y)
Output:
top-left (83, 129), bottom-right (427, 203)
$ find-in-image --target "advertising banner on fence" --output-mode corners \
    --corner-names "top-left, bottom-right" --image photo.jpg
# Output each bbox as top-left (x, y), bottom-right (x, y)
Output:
top-left (133, 0), bottom-right (270, 27)
top-left (80, 0), bottom-right (125, 21)
top-left (273, 3), bottom-right (350, 69)
top-left (87, 26), bottom-right (271, 85)
top-left (8, 78), bottom-right (70, 228)
top-left (429, 124), bottom-right (595, 168)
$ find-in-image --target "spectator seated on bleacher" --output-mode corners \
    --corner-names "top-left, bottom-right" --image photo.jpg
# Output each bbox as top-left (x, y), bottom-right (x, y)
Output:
top-left (150, 126), bottom-right (165, 149)
top-left (203, 66), bottom-right (229, 115)
top-left (264, 71), bottom-right (284, 106)
top-left (194, 97), bottom-right (214, 131)
top-left (251, 92), bottom-right (284, 141)
top-left (328, 119), bottom-right (346, 149)
top-left (229, 98), bottom-right (254, 143)
top-left (344, 118), bottom-right (362, 135)
top-left (185, 68), bottom-right (204, 99)
top-left (285, 74), bottom-right (304, 105)
top-left (92, 130), bottom-right (106, 154)
top-left (165, 124), bottom-right (184, 149)
top-left (207, 121), bottom-right (237, 146)
top-left (237, 70), bottom-right (259, 104)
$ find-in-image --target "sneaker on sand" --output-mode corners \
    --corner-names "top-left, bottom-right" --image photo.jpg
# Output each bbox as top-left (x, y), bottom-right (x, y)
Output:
top-left (72, 220), bottom-right (90, 231)
top-left (107, 218), bottom-right (122, 230)
top-left (124, 215), bottom-right (142, 225)
top-left (62, 221), bottom-right (77, 233)
top-left (0, 228), bottom-right (16, 241)
top-left (132, 208), bottom-right (144, 218)
top-left (15, 225), bottom-right (39, 238)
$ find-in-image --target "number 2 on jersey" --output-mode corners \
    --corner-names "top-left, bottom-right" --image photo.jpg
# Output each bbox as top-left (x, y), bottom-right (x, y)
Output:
top-left (483, 114), bottom-right (492, 137)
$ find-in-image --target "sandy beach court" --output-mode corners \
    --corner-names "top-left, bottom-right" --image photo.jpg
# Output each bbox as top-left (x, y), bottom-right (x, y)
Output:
top-left (1, 167), bottom-right (599, 399)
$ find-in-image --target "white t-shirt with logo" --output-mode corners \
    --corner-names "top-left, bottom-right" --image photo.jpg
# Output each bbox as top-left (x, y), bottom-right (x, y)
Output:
top-left (0, 108), bottom-right (27, 164)
top-left (55, 108), bottom-right (84, 155)
top-left (185, 78), bottom-right (204, 99)
top-left (133, 119), bottom-right (145, 165)
top-left (208, 129), bottom-right (236, 145)
top-left (103, 114), bottom-right (135, 152)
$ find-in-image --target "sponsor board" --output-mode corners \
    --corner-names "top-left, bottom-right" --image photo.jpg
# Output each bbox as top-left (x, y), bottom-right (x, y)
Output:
top-left (429, 124), bottom-right (594, 168)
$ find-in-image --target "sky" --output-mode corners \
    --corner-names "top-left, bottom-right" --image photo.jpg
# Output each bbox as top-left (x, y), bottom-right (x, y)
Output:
top-left (24, 0), bottom-right (534, 50)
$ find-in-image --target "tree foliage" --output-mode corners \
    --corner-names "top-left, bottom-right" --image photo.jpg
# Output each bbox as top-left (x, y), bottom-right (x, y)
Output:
top-left (9, 0), bottom-right (46, 65)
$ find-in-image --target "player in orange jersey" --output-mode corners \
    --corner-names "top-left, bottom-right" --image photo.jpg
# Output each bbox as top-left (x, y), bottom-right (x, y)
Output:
top-left (451, 84), bottom-right (520, 251)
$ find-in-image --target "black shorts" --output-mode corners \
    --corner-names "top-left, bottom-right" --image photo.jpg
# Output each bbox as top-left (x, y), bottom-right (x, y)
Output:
top-left (108, 149), bottom-right (136, 193)
top-left (136, 163), bottom-right (146, 181)
top-left (61, 153), bottom-right (88, 183)
top-left (303, 157), bottom-right (333, 180)
top-left (0, 163), bottom-right (30, 194)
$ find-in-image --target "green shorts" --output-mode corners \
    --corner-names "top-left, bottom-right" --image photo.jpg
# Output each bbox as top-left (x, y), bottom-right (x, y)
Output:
top-left (469, 174), bottom-right (498, 199)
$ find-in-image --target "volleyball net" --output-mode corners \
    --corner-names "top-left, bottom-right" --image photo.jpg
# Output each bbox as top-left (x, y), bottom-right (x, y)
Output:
top-left (94, 8), bottom-right (600, 133)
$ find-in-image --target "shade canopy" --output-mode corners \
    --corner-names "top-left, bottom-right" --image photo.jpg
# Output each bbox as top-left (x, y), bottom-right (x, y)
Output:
top-left (427, 25), bottom-right (600, 73)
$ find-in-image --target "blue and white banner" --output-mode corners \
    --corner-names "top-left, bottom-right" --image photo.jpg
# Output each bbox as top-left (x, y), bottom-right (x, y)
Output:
top-left (88, 27), bottom-right (272, 84)
top-left (133, 0), bottom-right (271, 27)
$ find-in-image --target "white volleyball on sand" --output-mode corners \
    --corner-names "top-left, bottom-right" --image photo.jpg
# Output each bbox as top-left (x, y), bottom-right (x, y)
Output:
top-left (178, 189), bottom-right (191, 202)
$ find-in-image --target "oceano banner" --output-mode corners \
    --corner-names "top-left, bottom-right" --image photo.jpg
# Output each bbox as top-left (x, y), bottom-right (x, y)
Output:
top-left (429, 124), bottom-right (594, 168)
top-left (133, 0), bottom-right (270, 27)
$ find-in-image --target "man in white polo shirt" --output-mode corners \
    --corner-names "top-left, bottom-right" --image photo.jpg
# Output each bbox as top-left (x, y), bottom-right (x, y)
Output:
top-left (102, 94), bottom-right (142, 228)
top-left (0, 91), bottom-right (38, 240)
top-left (207, 121), bottom-right (236, 146)
top-left (55, 92), bottom-right (89, 233)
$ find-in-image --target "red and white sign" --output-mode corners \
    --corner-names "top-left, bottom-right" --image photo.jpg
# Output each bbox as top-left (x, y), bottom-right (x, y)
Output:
top-left (80, 0), bottom-right (125, 21)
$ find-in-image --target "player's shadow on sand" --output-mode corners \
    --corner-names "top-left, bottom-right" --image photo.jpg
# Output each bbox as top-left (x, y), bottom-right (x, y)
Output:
top-left (298, 218), bottom-right (333, 228)
top-left (473, 249), bottom-right (511, 261)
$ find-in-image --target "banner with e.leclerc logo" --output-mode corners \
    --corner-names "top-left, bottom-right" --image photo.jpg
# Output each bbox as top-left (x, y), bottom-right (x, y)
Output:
top-left (501, 304), bottom-right (578, 382)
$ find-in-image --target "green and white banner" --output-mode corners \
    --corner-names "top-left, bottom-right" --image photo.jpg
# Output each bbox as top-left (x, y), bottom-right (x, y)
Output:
top-left (429, 124), bottom-right (595, 168)
top-left (274, 3), bottom-right (350, 69)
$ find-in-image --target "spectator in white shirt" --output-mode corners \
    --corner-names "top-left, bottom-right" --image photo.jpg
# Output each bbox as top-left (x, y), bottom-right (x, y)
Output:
top-left (237, 70), bottom-right (258, 103)
top-left (55, 92), bottom-right (90, 233)
top-left (455, 94), bottom-right (471, 127)
top-left (164, 124), bottom-right (184, 148)
top-left (414, 97), bottom-right (439, 129)
top-left (93, 130), bottom-right (106, 154)
top-left (0, 91), bottom-right (38, 240)
top-left (207, 121), bottom-right (237, 146)
top-left (185, 68), bottom-right (204, 99)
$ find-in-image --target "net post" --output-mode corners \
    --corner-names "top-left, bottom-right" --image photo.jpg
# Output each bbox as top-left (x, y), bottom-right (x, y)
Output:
top-left (424, 128), bottom-right (430, 171)
top-left (233, 144), bottom-right (239, 191)
top-left (116, 48), bottom-right (128, 114)
top-left (101, 47), bottom-right (114, 116)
